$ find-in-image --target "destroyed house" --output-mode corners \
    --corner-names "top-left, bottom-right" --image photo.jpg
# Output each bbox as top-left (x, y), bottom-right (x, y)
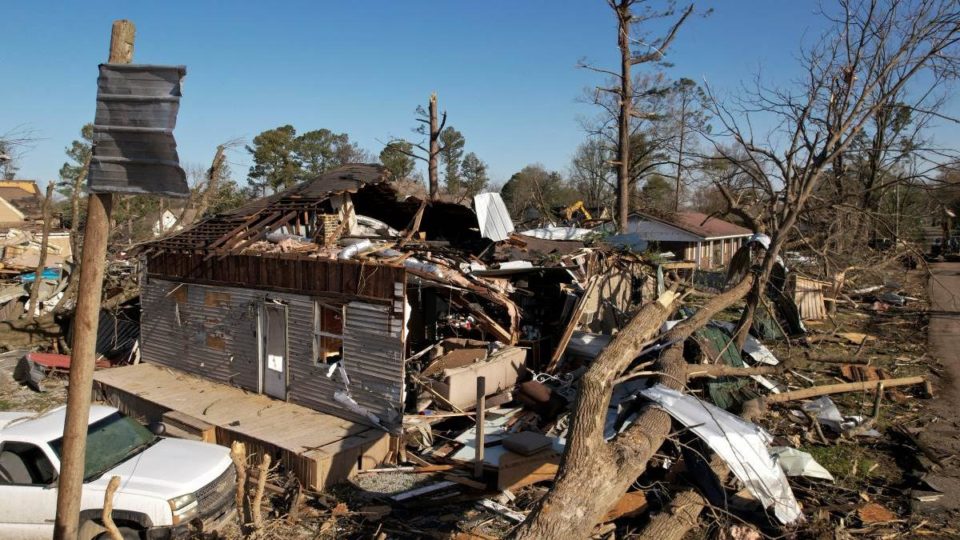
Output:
top-left (138, 164), bottom-right (532, 433)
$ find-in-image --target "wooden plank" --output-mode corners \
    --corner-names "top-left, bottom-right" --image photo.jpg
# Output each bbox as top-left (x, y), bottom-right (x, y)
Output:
top-left (161, 410), bottom-right (216, 443)
top-left (545, 277), bottom-right (598, 373)
top-left (497, 449), bottom-right (560, 491)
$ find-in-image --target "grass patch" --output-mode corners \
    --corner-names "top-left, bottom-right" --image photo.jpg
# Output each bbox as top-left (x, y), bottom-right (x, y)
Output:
top-left (805, 444), bottom-right (878, 482)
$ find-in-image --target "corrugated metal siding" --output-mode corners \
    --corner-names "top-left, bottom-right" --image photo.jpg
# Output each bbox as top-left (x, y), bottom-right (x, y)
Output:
top-left (473, 193), bottom-right (515, 242)
top-left (141, 277), bottom-right (405, 428)
top-left (342, 301), bottom-right (405, 428)
top-left (90, 64), bottom-right (188, 197)
top-left (141, 279), bottom-right (260, 390)
top-left (283, 298), bottom-right (371, 425)
top-left (792, 275), bottom-right (828, 321)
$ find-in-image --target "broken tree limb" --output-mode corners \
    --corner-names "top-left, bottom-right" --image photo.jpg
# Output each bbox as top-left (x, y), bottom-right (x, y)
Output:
top-left (252, 452), bottom-right (271, 529)
top-left (511, 274), bottom-right (755, 540)
top-left (102, 475), bottom-right (122, 540)
top-left (684, 364), bottom-right (781, 380)
top-left (509, 290), bottom-right (680, 540)
top-left (26, 183), bottom-right (55, 323)
top-left (637, 438), bottom-right (733, 539)
top-left (741, 375), bottom-right (927, 422)
top-left (636, 487), bottom-right (705, 540)
top-left (768, 376), bottom-right (925, 403)
top-left (545, 276), bottom-right (599, 373)
top-left (230, 441), bottom-right (248, 528)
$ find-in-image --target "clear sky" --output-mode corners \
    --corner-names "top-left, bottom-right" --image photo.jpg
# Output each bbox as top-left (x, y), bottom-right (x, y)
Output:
top-left (2, 1), bottom-right (958, 189)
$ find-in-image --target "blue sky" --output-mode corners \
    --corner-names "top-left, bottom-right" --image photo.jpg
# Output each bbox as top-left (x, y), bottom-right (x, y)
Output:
top-left (2, 1), bottom-right (958, 189)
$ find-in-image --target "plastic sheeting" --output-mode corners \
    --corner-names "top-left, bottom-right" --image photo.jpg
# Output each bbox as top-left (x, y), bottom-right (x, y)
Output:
top-left (640, 384), bottom-right (802, 524)
top-left (769, 447), bottom-right (834, 481)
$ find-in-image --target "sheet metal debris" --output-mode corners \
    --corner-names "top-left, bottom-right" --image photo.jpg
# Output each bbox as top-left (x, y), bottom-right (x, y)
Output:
top-left (473, 192), bottom-right (515, 242)
top-left (640, 384), bottom-right (803, 524)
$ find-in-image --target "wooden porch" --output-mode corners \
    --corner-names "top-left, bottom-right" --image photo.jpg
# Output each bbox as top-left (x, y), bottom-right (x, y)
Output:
top-left (93, 363), bottom-right (392, 491)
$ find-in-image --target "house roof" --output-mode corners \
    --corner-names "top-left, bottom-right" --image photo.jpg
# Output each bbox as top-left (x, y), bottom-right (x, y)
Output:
top-left (0, 181), bottom-right (42, 219)
top-left (0, 180), bottom-right (39, 195)
top-left (637, 211), bottom-right (752, 240)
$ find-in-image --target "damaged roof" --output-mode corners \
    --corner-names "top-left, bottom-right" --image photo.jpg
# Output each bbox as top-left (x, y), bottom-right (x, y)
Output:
top-left (144, 164), bottom-right (483, 254)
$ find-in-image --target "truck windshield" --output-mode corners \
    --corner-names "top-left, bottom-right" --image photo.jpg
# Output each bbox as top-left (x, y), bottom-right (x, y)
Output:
top-left (49, 412), bottom-right (158, 481)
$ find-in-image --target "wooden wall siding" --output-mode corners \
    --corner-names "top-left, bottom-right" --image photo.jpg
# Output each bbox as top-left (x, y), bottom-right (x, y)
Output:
top-left (146, 252), bottom-right (404, 302)
top-left (141, 278), bottom-right (406, 428)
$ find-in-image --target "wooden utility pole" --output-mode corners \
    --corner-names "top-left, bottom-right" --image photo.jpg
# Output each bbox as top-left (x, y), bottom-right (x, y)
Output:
top-left (53, 19), bottom-right (133, 540)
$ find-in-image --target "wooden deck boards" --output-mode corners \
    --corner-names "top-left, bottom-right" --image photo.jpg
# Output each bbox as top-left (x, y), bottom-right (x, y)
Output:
top-left (93, 363), bottom-right (391, 489)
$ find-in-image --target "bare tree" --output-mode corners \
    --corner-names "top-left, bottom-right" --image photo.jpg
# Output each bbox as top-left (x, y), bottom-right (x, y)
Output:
top-left (664, 78), bottom-right (711, 211)
top-left (706, 0), bottom-right (960, 347)
top-left (568, 138), bottom-right (615, 211)
top-left (389, 93), bottom-right (449, 200)
top-left (0, 126), bottom-right (38, 180)
top-left (171, 138), bottom-right (243, 230)
top-left (582, 1), bottom-right (694, 231)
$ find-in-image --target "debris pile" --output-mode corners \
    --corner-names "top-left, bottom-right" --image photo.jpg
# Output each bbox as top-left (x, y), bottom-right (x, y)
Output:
top-left (5, 164), bottom-right (942, 538)
top-left (0, 228), bottom-right (72, 319)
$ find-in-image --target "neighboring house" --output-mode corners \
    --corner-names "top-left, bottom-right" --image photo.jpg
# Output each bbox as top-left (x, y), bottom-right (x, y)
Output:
top-left (150, 208), bottom-right (200, 236)
top-left (0, 180), bottom-right (42, 225)
top-left (625, 211), bottom-right (754, 269)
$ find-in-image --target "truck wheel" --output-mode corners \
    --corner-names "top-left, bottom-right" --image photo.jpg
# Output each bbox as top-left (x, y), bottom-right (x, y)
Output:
top-left (95, 526), bottom-right (141, 540)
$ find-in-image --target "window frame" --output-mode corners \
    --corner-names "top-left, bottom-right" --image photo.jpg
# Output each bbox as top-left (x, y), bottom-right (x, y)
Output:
top-left (312, 301), bottom-right (345, 366)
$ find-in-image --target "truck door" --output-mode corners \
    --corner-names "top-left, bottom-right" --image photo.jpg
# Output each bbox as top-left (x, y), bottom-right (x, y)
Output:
top-left (0, 441), bottom-right (59, 538)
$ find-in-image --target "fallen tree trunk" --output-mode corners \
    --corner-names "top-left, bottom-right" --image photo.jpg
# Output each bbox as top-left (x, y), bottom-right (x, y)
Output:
top-left (511, 274), bottom-right (755, 540)
top-left (637, 456), bottom-right (727, 540)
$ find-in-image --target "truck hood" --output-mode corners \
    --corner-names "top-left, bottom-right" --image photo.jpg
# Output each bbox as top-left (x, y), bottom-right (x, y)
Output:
top-left (88, 437), bottom-right (233, 500)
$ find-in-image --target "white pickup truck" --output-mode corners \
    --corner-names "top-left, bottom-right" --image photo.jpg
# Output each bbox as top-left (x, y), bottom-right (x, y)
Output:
top-left (0, 405), bottom-right (236, 539)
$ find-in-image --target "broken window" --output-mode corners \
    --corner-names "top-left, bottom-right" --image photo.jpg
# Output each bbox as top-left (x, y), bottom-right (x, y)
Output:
top-left (313, 302), bottom-right (344, 365)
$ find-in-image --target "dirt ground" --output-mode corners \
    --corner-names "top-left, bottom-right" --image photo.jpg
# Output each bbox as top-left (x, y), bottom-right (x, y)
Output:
top-left (915, 262), bottom-right (960, 522)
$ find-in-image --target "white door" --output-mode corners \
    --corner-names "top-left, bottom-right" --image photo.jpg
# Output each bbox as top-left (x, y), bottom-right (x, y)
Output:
top-left (261, 303), bottom-right (288, 400)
